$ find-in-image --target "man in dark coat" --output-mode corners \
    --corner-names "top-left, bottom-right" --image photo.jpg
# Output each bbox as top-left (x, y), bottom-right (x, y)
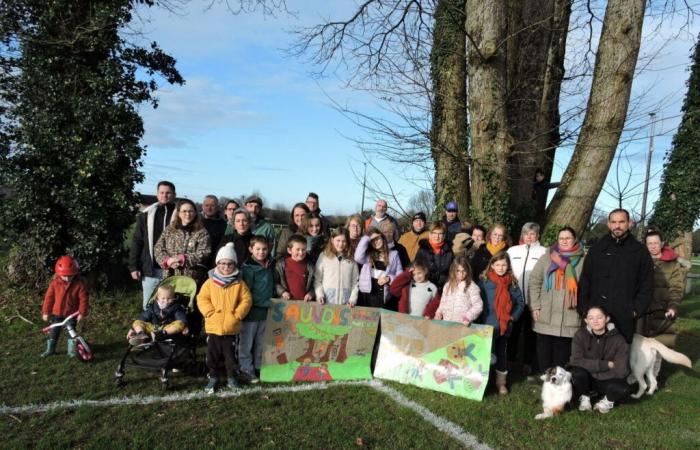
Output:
top-left (578, 209), bottom-right (654, 343)
top-left (201, 194), bottom-right (227, 267)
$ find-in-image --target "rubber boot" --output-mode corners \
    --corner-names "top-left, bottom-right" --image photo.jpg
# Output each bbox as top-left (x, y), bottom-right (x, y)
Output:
top-left (495, 370), bottom-right (509, 396)
top-left (66, 338), bottom-right (76, 358)
top-left (41, 339), bottom-right (57, 358)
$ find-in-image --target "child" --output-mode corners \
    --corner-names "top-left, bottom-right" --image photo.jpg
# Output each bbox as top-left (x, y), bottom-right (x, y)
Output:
top-left (434, 256), bottom-right (483, 325)
top-left (314, 228), bottom-right (359, 305)
top-left (390, 262), bottom-right (439, 318)
top-left (478, 252), bottom-right (524, 395)
top-left (570, 305), bottom-right (630, 414)
top-left (197, 243), bottom-right (252, 393)
top-left (354, 227), bottom-right (403, 308)
top-left (303, 212), bottom-right (326, 264)
top-left (275, 235), bottom-right (315, 301)
top-left (240, 236), bottom-right (275, 383)
top-left (41, 256), bottom-right (89, 357)
top-left (126, 284), bottom-right (188, 346)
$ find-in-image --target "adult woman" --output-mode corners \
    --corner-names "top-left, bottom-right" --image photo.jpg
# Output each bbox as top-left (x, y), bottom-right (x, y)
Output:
top-left (528, 226), bottom-right (584, 371)
top-left (154, 199), bottom-right (211, 285)
top-left (638, 230), bottom-right (685, 347)
top-left (223, 200), bottom-right (241, 236)
top-left (470, 224), bottom-right (508, 280)
top-left (218, 209), bottom-right (253, 264)
top-left (355, 227), bottom-right (403, 308)
top-left (414, 221), bottom-right (454, 289)
top-left (275, 203), bottom-right (310, 259)
top-left (345, 214), bottom-right (364, 256)
top-left (380, 220), bottom-right (410, 269)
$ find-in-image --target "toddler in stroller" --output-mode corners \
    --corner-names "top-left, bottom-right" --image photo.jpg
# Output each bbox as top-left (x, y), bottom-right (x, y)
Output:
top-left (115, 276), bottom-right (198, 390)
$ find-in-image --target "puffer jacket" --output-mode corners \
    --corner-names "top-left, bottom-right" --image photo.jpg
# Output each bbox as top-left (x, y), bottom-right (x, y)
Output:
top-left (197, 272), bottom-right (252, 336)
top-left (507, 242), bottom-right (546, 304)
top-left (570, 323), bottom-right (630, 380)
top-left (528, 252), bottom-right (584, 338)
top-left (139, 301), bottom-right (188, 328)
top-left (414, 238), bottom-right (454, 289)
top-left (436, 280), bottom-right (483, 324)
top-left (42, 276), bottom-right (89, 317)
top-left (314, 253), bottom-right (359, 305)
top-left (154, 225), bottom-right (211, 282)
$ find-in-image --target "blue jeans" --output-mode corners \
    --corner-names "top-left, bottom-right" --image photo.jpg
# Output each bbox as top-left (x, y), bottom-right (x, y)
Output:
top-left (141, 269), bottom-right (163, 310)
top-left (239, 320), bottom-right (266, 375)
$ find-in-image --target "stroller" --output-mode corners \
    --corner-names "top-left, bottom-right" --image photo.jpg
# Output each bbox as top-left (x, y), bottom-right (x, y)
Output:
top-left (115, 276), bottom-right (200, 390)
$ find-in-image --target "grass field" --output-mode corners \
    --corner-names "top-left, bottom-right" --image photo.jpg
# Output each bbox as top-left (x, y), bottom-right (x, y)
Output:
top-left (0, 284), bottom-right (698, 449)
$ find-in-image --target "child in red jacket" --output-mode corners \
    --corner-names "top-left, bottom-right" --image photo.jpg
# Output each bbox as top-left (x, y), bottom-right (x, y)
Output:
top-left (41, 256), bottom-right (89, 358)
top-left (390, 261), bottom-right (440, 318)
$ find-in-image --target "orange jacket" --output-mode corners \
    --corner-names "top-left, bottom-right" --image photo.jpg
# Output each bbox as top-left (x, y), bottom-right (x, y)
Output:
top-left (42, 276), bottom-right (89, 317)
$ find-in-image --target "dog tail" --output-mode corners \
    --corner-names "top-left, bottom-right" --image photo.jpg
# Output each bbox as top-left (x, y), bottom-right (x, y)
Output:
top-left (647, 338), bottom-right (692, 368)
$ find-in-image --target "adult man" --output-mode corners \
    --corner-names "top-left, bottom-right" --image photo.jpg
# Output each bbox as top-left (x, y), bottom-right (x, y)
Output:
top-left (305, 192), bottom-right (331, 236)
top-left (364, 199), bottom-right (400, 241)
top-left (442, 201), bottom-right (461, 242)
top-left (129, 181), bottom-right (177, 310)
top-left (201, 195), bottom-right (227, 266)
top-left (507, 222), bottom-right (547, 374)
top-left (398, 212), bottom-right (429, 262)
top-left (579, 209), bottom-right (654, 343)
top-left (245, 195), bottom-right (276, 250)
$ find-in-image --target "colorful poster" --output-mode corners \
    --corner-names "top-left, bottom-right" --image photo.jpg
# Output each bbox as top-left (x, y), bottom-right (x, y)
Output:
top-left (374, 310), bottom-right (493, 401)
top-left (261, 299), bottom-right (381, 382)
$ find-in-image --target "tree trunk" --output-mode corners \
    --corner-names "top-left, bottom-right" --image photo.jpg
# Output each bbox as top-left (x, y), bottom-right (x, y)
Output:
top-left (466, 0), bottom-right (514, 226)
top-left (506, 0), bottom-right (571, 226)
top-left (431, 0), bottom-right (469, 216)
top-left (544, 0), bottom-right (646, 235)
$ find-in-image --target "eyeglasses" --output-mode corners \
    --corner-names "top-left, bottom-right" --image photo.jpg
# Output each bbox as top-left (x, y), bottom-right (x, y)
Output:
top-left (217, 261), bottom-right (235, 266)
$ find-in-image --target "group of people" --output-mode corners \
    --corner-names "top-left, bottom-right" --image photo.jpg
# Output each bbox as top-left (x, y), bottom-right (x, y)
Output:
top-left (41, 180), bottom-right (688, 408)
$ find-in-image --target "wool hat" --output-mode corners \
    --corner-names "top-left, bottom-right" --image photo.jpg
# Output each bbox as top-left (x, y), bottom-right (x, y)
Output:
top-left (216, 242), bottom-right (238, 265)
top-left (245, 195), bottom-right (263, 207)
top-left (412, 212), bottom-right (427, 222)
top-left (445, 201), bottom-right (458, 212)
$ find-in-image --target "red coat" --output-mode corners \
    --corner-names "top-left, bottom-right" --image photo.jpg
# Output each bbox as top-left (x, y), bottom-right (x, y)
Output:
top-left (390, 270), bottom-right (441, 318)
top-left (42, 276), bottom-right (89, 317)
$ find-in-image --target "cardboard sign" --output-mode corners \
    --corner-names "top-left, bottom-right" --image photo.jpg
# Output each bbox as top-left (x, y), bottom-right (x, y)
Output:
top-left (260, 299), bottom-right (380, 382)
top-left (374, 309), bottom-right (493, 401)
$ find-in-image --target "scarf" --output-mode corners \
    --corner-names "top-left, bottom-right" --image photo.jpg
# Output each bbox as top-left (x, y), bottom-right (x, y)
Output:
top-left (659, 246), bottom-right (678, 262)
top-left (208, 268), bottom-right (239, 288)
top-left (487, 271), bottom-right (513, 336)
top-left (429, 240), bottom-right (444, 254)
top-left (486, 241), bottom-right (506, 256)
top-left (545, 242), bottom-right (583, 309)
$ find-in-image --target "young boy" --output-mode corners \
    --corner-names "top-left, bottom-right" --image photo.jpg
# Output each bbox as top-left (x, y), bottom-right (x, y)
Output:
top-left (41, 255), bottom-right (89, 357)
top-left (126, 284), bottom-right (188, 346)
top-left (275, 235), bottom-right (315, 301)
top-left (390, 262), bottom-right (439, 318)
top-left (197, 242), bottom-right (252, 393)
top-left (239, 236), bottom-right (275, 383)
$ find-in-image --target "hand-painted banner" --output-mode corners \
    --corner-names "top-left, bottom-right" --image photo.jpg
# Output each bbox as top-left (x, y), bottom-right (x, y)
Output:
top-left (261, 299), bottom-right (380, 382)
top-left (374, 310), bottom-right (493, 401)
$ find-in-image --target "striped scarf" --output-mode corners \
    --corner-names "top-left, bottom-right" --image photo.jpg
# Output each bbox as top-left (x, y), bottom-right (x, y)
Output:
top-left (545, 242), bottom-right (583, 309)
top-left (208, 268), bottom-right (239, 288)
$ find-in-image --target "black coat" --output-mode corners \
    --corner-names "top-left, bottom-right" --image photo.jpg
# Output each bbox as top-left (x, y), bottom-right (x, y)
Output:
top-left (128, 203), bottom-right (175, 277)
top-left (202, 216), bottom-right (227, 267)
top-left (578, 233), bottom-right (654, 343)
top-left (414, 239), bottom-right (454, 289)
top-left (470, 244), bottom-right (497, 281)
top-left (217, 231), bottom-right (252, 266)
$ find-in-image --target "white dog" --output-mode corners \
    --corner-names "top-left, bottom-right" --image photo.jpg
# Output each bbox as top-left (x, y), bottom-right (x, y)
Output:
top-left (535, 366), bottom-right (572, 420)
top-left (628, 334), bottom-right (691, 399)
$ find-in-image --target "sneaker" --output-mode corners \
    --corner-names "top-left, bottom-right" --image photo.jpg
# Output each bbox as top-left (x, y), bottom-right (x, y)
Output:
top-left (593, 396), bottom-right (614, 414)
top-left (129, 332), bottom-right (150, 347)
top-left (578, 395), bottom-right (592, 412)
top-left (204, 377), bottom-right (217, 394)
top-left (227, 376), bottom-right (240, 389)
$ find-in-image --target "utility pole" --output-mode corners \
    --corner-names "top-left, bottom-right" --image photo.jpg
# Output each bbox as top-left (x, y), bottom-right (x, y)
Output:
top-left (360, 162), bottom-right (367, 214)
top-left (639, 112), bottom-right (656, 235)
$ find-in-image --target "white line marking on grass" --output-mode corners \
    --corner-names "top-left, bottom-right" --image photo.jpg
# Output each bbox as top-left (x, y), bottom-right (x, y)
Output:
top-left (1, 379), bottom-right (491, 449)
top-left (369, 380), bottom-right (493, 450)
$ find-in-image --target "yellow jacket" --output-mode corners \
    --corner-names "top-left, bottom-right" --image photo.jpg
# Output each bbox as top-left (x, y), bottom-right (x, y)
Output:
top-left (197, 276), bottom-right (252, 336)
top-left (398, 230), bottom-right (429, 262)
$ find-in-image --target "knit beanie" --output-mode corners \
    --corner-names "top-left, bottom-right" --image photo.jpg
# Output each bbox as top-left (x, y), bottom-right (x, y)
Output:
top-left (216, 242), bottom-right (238, 264)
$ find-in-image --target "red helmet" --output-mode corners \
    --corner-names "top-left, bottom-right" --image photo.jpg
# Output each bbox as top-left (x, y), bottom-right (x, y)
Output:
top-left (55, 255), bottom-right (79, 276)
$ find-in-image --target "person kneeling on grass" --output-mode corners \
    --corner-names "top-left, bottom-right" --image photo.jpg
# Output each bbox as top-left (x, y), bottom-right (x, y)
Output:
top-left (570, 305), bottom-right (631, 414)
top-left (197, 243), bottom-right (252, 393)
top-left (127, 284), bottom-right (188, 346)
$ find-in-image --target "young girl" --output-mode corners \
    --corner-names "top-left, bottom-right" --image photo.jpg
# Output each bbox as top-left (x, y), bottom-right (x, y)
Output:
top-left (434, 257), bottom-right (483, 325)
top-left (314, 228), bottom-right (359, 305)
top-left (478, 252), bottom-right (524, 395)
top-left (570, 305), bottom-right (630, 414)
top-left (390, 261), bottom-right (439, 318)
top-left (303, 212), bottom-right (326, 264)
top-left (354, 227), bottom-right (403, 308)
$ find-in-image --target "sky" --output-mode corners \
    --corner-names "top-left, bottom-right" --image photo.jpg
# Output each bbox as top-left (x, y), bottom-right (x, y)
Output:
top-left (132, 1), bottom-right (700, 219)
